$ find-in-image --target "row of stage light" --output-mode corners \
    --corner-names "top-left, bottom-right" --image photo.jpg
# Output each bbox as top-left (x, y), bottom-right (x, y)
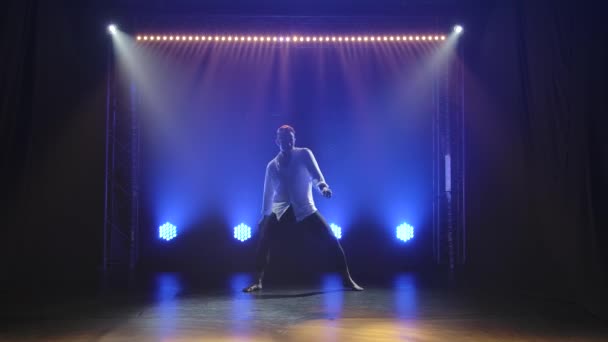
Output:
top-left (159, 221), bottom-right (415, 243)
top-left (135, 34), bottom-right (447, 43)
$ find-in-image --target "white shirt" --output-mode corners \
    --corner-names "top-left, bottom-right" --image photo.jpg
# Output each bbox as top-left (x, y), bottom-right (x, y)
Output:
top-left (262, 147), bottom-right (328, 222)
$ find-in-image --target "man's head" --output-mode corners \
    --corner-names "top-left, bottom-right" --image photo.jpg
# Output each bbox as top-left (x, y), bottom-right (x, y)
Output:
top-left (276, 125), bottom-right (296, 153)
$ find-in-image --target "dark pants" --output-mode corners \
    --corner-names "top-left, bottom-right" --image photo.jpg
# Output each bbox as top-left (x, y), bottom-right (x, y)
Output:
top-left (255, 206), bottom-right (351, 280)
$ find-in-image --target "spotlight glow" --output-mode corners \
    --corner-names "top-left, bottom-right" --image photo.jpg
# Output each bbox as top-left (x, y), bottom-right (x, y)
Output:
top-left (107, 24), bottom-right (117, 35)
top-left (396, 222), bottom-right (414, 243)
top-left (330, 223), bottom-right (342, 239)
top-left (159, 222), bottom-right (177, 241)
top-left (454, 25), bottom-right (464, 34)
top-left (234, 223), bottom-right (252, 242)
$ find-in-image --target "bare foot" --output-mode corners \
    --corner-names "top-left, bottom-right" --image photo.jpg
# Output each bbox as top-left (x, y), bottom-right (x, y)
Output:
top-left (344, 277), bottom-right (364, 291)
top-left (242, 283), bottom-right (263, 293)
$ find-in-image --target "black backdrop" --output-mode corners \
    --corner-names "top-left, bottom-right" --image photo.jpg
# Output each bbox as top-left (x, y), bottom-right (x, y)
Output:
top-left (1, 0), bottom-right (606, 317)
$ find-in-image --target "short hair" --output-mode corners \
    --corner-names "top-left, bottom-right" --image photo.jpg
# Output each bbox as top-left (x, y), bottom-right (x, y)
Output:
top-left (277, 125), bottom-right (295, 135)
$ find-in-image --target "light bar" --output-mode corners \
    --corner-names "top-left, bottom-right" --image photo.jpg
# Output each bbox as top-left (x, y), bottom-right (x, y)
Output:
top-left (135, 34), bottom-right (448, 43)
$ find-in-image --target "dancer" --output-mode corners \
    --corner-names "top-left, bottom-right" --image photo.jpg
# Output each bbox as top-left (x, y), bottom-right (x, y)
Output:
top-left (243, 125), bottom-right (363, 292)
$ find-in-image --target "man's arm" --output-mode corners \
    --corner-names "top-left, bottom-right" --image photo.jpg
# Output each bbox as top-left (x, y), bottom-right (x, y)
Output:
top-left (304, 148), bottom-right (331, 195)
top-left (261, 163), bottom-right (274, 216)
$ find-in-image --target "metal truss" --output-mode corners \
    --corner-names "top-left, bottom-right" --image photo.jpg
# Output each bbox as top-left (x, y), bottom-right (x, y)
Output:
top-left (102, 47), bottom-right (141, 272)
top-left (433, 44), bottom-right (465, 273)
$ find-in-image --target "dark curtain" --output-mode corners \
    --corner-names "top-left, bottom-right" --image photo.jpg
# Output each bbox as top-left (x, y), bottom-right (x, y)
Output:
top-left (1, 0), bottom-right (39, 289)
top-left (516, 0), bottom-right (607, 316)
top-left (1, 0), bottom-right (109, 294)
top-left (464, 0), bottom-right (607, 317)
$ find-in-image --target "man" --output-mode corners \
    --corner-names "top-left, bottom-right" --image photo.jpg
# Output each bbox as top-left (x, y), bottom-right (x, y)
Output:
top-left (243, 125), bottom-right (363, 292)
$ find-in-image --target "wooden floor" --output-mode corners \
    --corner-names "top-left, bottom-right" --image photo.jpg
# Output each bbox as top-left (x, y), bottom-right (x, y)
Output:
top-left (1, 272), bottom-right (606, 341)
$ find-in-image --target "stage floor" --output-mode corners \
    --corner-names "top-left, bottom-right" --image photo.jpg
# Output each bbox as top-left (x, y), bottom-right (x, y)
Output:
top-left (1, 272), bottom-right (606, 341)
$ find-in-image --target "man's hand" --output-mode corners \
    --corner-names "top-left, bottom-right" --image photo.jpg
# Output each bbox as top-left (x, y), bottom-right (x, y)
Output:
top-left (321, 187), bottom-right (332, 198)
